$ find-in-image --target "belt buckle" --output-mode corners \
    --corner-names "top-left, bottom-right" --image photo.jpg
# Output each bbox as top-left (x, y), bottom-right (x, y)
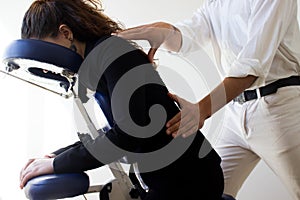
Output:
top-left (234, 92), bottom-right (246, 104)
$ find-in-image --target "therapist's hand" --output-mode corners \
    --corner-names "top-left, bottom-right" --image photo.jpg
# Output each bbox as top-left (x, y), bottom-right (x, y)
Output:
top-left (166, 93), bottom-right (205, 138)
top-left (115, 22), bottom-right (176, 62)
top-left (20, 157), bottom-right (54, 189)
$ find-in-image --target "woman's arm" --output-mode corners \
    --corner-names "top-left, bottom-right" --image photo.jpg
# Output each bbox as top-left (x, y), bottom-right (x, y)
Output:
top-left (20, 141), bottom-right (84, 188)
top-left (19, 141), bottom-right (104, 189)
top-left (51, 141), bottom-right (82, 156)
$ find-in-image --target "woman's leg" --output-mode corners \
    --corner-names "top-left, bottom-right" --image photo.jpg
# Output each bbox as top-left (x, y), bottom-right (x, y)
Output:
top-left (142, 155), bottom-right (224, 200)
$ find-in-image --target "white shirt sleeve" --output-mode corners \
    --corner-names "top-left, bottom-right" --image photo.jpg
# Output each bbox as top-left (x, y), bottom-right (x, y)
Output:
top-left (229, 0), bottom-right (297, 87)
top-left (175, 6), bottom-right (211, 54)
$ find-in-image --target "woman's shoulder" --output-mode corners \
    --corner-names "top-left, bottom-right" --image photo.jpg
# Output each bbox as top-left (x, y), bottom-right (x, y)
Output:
top-left (95, 35), bottom-right (137, 50)
top-left (87, 35), bottom-right (140, 61)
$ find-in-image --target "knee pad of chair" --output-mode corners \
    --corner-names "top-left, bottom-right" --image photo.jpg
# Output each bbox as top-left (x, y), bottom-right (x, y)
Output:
top-left (24, 173), bottom-right (90, 200)
top-left (222, 194), bottom-right (236, 200)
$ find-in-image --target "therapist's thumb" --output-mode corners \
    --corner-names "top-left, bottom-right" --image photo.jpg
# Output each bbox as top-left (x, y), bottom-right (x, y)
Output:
top-left (168, 92), bottom-right (178, 102)
top-left (148, 48), bottom-right (157, 63)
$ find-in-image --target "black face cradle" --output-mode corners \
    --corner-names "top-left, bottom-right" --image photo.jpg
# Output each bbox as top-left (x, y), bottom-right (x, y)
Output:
top-left (1, 39), bottom-right (83, 98)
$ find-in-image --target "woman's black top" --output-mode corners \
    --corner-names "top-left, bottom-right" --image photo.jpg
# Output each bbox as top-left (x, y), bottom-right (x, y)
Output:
top-left (52, 35), bottom-right (223, 198)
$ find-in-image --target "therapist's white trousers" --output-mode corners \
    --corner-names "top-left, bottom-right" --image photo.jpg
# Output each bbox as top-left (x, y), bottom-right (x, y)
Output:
top-left (214, 86), bottom-right (300, 200)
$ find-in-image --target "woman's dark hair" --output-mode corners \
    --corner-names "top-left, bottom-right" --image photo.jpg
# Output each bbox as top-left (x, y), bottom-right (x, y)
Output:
top-left (21, 0), bottom-right (123, 41)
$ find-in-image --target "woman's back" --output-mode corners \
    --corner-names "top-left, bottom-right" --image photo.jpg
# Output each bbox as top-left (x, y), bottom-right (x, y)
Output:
top-left (89, 35), bottom-right (224, 199)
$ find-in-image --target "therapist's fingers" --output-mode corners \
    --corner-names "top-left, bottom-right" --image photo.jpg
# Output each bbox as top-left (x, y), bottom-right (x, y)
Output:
top-left (165, 93), bottom-right (182, 135)
top-left (172, 108), bottom-right (199, 137)
top-left (166, 112), bottom-right (181, 135)
top-left (166, 93), bottom-right (201, 137)
top-left (165, 111), bottom-right (187, 136)
top-left (167, 113), bottom-right (200, 138)
top-left (176, 118), bottom-right (199, 138)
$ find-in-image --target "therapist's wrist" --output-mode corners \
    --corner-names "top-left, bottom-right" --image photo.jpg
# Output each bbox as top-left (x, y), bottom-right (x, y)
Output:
top-left (163, 24), bottom-right (182, 52)
top-left (199, 97), bottom-right (212, 121)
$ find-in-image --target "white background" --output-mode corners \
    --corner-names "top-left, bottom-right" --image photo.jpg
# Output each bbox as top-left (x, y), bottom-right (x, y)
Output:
top-left (0, 0), bottom-right (299, 199)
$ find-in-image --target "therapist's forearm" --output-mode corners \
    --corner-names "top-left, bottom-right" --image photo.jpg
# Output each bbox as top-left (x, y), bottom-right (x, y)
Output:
top-left (200, 75), bottom-right (257, 120)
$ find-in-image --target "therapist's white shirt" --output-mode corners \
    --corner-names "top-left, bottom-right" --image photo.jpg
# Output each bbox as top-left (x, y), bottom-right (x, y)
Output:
top-left (176, 0), bottom-right (300, 89)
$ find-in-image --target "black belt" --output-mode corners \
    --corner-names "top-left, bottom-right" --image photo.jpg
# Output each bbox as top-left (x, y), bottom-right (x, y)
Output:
top-left (233, 76), bottom-right (300, 104)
